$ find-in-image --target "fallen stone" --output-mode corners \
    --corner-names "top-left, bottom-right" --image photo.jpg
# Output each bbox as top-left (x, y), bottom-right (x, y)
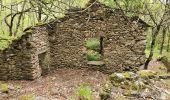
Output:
top-left (87, 61), bottom-right (105, 66)
top-left (34, 96), bottom-right (48, 100)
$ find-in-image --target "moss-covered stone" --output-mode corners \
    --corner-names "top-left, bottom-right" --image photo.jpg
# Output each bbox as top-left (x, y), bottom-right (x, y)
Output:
top-left (120, 80), bottom-right (131, 90)
top-left (109, 73), bottom-right (125, 84)
top-left (123, 90), bottom-right (133, 96)
top-left (131, 82), bottom-right (140, 90)
top-left (138, 70), bottom-right (156, 79)
top-left (103, 82), bottom-right (112, 93)
top-left (157, 73), bottom-right (170, 79)
top-left (100, 91), bottom-right (110, 100)
top-left (100, 81), bottom-right (112, 100)
top-left (122, 72), bottom-right (136, 79)
top-left (123, 72), bottom-right (131, 79)
top-left (35, 22), bottom-right (45, 26)
top-left (24, 29), bottom-right (33, 33)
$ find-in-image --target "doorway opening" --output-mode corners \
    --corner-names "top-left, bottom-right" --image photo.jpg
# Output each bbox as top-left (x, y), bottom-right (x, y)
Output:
top-left (38, 52), bottom-right (49, 75)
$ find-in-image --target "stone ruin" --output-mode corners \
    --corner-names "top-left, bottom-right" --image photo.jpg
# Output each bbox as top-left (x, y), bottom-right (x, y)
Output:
top-left (0, 0), bottom-right (149, 80)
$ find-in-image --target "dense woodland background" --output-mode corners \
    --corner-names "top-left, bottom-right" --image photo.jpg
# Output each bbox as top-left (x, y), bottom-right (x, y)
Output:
top-left (0, 0), bottom-right (170, 68)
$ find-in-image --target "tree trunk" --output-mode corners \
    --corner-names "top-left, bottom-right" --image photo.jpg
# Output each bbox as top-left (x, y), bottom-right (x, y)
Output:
top-left (160, 28), bottom-right (166, 54)
top-left (38, 6), bottom-right (42, 22)
top-left (144, 25), bottom-right (161, 69)
top-left (9, 4), bottom-right (13, 36)
top-left (100, 36), bottom-right (104, 56)
top-left (14, 0), bottom-right (26, 36)
top-left (167, 30), bottom-right (170, 52)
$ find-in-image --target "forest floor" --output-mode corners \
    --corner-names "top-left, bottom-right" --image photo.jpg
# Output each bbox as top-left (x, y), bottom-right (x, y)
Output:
top-left (0, 60), bottom-right (170, 100)
top-left (0, 68), bottom-right (108, 100)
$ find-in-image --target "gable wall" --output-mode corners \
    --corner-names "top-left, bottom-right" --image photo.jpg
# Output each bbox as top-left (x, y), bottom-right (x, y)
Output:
top-left (49, 4), bottom-right (147, 73)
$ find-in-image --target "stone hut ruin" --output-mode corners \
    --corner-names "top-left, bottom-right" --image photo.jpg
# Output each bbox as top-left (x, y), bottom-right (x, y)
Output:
top-left (0, 0), bottom-right (149, 80)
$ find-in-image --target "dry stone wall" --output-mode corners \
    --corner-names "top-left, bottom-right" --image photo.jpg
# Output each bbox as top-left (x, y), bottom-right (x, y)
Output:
top-left (0, 27), bottom-right (49, 80)
top-left (49, 2), bottom-right (147, 73)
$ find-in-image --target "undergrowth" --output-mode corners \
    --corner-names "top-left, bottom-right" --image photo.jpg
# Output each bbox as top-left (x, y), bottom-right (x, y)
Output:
top-left (76, 84), bottom-right (93, 100)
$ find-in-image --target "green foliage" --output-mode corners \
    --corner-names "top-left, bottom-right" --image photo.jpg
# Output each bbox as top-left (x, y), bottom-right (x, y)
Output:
top-left (0, 83), bottom-right (9, 93)
top-left (0, 35), bottom-right (19, 50)
top-left (35, 22), bottom-right (45, 26)
top-left (100, 0), bottom-right (147, 16)
top-left (87, 50), bottom-right (102, 61)
top-left (76, 85), bottom-right (93, 100)
top-left (0, 35), bottom-right (13, 50)
top-left (162, 52), bottom-right (170, 61)
top-left (21, 95), bottom-right (34, 100)
top-left (99, 0), bottom-right (116, 8)
top-left (109, 74), bottom-right (125, 86)
top-left (86, 38), bottom-right (102, 61)
top-left (122, 72), bottom-right (131, 79)
top-left (0, 40), bottom-right (10, 50)
top-left (86, 39), bottom-right (100, 50)
top-left (138, 70), bottom-right (156, 78)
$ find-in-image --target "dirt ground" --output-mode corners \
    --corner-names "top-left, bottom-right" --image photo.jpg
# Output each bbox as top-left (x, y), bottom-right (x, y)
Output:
top-left (0, 68), bottom-right (108, 100)
top-left (0, 60), bottom-right (170, 100)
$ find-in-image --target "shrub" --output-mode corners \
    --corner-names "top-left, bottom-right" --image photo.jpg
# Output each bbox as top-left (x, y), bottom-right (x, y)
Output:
top-left (76, 85), bottom-right (93, 100)
top-left (86, 39), bottom-right (100, 50)
top-left (87, 50), bottom-right (101, 61)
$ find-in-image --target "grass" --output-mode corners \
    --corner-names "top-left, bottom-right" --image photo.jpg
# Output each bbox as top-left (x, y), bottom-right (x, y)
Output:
top-left (0, 83), bottom-right (9, 93)
top-left (86, 38), bottom-right (102, 61)
top-left (21, 94), bottom-right (34, 100)
top-left (86, 39), bottom-right (100, 50)
top-left (87, 50), bottom-right (102, 61)
top-left (76, 84), bottom-right (93, 100)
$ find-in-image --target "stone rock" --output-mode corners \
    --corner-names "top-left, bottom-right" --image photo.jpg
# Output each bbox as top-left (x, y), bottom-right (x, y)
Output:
top-left (134, 79), bottom-right (145, 88)
top-left (131, 91), bottom-right (140, 97)
top-left (158, 73), bottom-right (170, 79)
top-left (100, 91), bottom-right (110, 100)
top-left (34, 96), bottom-right (48, 100)
top-left (140, 88), bottom-right (152, 98)
top-left (157, 56), bottom-right (170, 72)
top-left (50, 88), bottom-right (67, 98)
top-left (50, 88), bottom-right (61, 95)
top-left (87, 61), bottom-right (105, 66)
top-left (137, 70), bottom-right (157, 79)
top-left (109, 73), bottom-right (125, 86)
top-left (160, 92), bottom-right (169, 100)
top-left (122, 72), bottom-right (136, 79)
